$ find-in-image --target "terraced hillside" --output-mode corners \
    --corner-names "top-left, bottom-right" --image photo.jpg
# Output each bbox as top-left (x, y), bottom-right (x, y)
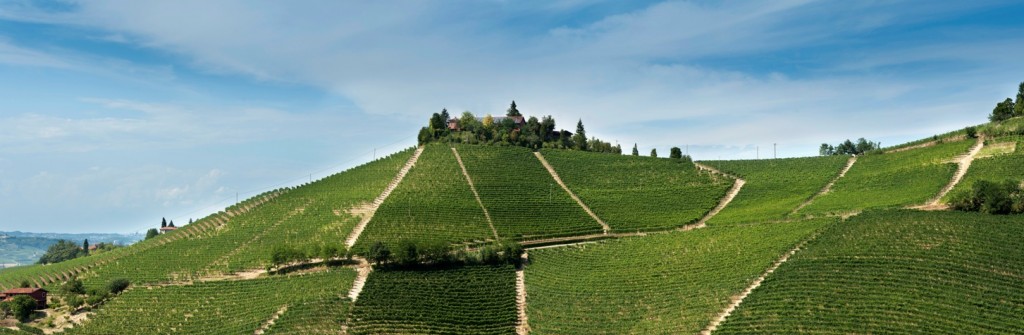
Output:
top-left (799, 139), bottom-right (975, 215)
top-left (525, 219), bottom-right (829, 334)
top-left (716, 210), bottom-right (1024, 334)
top-left (700, 156), bottom-right (849, 224)
top-left (353, 144), bottom-right (494, 253)
top-left (538, 149), bottom-right (732, 232)
top-left (456, 145), bottom-right (604, 239)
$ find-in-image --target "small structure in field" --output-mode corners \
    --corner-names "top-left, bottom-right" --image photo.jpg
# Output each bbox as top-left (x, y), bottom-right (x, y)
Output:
top-left (0, 288), bottom-right (48, 308)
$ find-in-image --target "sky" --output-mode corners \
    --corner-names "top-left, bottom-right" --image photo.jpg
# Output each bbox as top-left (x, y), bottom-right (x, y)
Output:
top-left (1, 0), bottom-right (1023, 234)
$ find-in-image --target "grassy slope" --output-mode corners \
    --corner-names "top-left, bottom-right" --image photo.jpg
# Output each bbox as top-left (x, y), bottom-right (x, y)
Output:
top-left (457, 145), bottom-right (603, 239)
top-left (716, 210), bottom-right (1024, 334)
top-left (800, 139), bottom-right (974, 214)
top-left (701, 156), bottom-right (848, 224)
top-left (347, 265), bottom-right (517, 335)
top-left (353, 144), bottom-right (494, 253)
top-left (539, 149), bottom-right (731, 232)
top-left (67, 268), bottom-right (357, 335)
top-left (525, 220), bottom-right (828, 334)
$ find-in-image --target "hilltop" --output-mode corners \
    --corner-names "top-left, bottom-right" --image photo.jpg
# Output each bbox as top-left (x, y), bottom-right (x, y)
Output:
top-left (3, 108), bottom-right (1024, 334)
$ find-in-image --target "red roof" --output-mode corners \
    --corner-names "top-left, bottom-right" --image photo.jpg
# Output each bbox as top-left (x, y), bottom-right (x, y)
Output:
top-left (2, 288), bottom-right (46, 294)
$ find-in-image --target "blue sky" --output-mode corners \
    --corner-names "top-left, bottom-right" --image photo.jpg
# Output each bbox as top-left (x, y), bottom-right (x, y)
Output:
top-left (1, 0), bottom-right (1023, 233)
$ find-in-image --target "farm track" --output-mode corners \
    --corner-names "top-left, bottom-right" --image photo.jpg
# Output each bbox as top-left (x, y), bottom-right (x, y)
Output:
top-left (347, 257), bottom-right (372, 301)
top-left (912, 138), bottom-right (985, 210)
top-left (344, 146), bottom-right (424, 248)
top-left (534, 152), bottom-right (611, 234)
top-left (452, 147), bottom-right (501, 240)
top-left (791, 156), bottom-right (857, 215)
top-left (515, 253), bottom-right (530, 335)
top-left (692, 163), bottom-right (746, 228)
top-left (700, 227), bottom-right (827, 335)
top-left (254, 305), bottom-right (288, 335)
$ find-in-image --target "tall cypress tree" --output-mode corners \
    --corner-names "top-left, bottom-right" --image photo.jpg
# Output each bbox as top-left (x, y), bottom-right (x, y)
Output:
top-left (572, 119), bottom-right (588, 151)
top-left (506, 100), bottom-right (521, 117)
top-left (632, 143), bottom-right (639, 156)
top-left (1015, 81), bottom-right (1024, 116)
top-left (161, 217), bottom-right (167, 228)
top-left (83, 239), bottom-right (89, 254)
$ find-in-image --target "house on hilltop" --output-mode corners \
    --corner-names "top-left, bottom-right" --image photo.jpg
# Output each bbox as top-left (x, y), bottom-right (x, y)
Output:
top-left (0, 288), bottom-right (48, 308)
top-left (447, 118), bottom-right (461, 131)
top-left (159, 226), bottom-right (177, 234)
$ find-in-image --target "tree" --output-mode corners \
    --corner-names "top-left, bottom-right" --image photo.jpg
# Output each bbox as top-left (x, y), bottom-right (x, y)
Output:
top-left (107, 278), bottom-right (130, 295)
top-left (650, 148), bottom-right (658, 157)
top-left (368, 242), bottom-right (391, 265)
top-left (37, 240), bottom-right (87, 264)
top-left (572, 119), bottom-right (588, 150)
top-left (19, 280), bottom-right (30, 288)
top-left (83, 239), bottom-right (89, 254)
top-left (429, 112), bottom-right (445, 131)
top-left (990, 98), bottom-right (1015, 122)
top-left (168, 220), bottom-right (175, 228)
top-left (1016, 81), bottom-right (1024, 116)
top-left (506, 100), bottom-right (522, 117)
top-left (482, 114), bottom-right (495, 129)
top-left (540, 116), bottom-right (556, 141)
top-left (669, 147), bottom-right (682, 159)
top-left (396, 240), bottom-right (419, 266)
top-left (819, 143), bottom-right (835, 156)
top-left (965, 126), bottom-right (978, 139)
top-left (161, 217), bottom-right (167, 228)
top-left (440, 108), bottom-right (450, 123)
top-left (1, 295), bottom-right (37, 322)
top-left (632, 144), bottom-right (639, 156)
top-left (61, 278), bottom-right (85, 295)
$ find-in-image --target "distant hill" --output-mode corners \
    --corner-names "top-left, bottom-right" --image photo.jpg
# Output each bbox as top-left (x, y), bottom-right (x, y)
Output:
top-left (0, 231), bottom-right (142, 266)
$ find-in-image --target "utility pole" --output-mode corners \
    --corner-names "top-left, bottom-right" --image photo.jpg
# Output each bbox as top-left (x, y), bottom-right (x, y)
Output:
top-left (236, 192), bottom-right (238, 204)
top-left (756, 146), bottom-right (759, 159)
top-left (774, 143), bottom-right (777, 159)
top-left (686, 144), bottom-right (689, 155)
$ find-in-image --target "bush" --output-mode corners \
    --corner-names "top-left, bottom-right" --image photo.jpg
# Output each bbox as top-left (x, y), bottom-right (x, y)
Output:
top-left (107, 279), bottom-right (130, 295)
top-left (1, 295), bottom-right (38, 322)
top-left (368, 242), bottom-right (391, 265)
top-left (65, 295), bottom-right (85, 309)
top-left (965, 126), bottom-right (978, 139)
top-left (950, 179), bottom-right (1024, 214)
top-left (61, 278), bottom-right (85, 295)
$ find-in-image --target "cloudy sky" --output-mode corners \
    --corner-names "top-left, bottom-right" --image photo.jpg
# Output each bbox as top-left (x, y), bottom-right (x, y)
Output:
top-left (1, 1), bottom-right (1022, 233)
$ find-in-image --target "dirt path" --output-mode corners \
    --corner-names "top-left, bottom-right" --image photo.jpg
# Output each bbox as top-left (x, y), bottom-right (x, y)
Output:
top-left (692, 163), bottom-right (746, 228)
top-left (515, 252), bottom-right (530, 335)
top-left (699, 230), bottom-right (824, 335)
top-left (791, 156), bottom-right (857, 215)
top-left (253, 305), bottom-right (288, 335)
top-left (452, 147), bottom-right (500, 240)
top-left (344, 146), bottom-right (424, 248)
top-left (534, 152), bottom-right (611, 234)
top-left (347, 257), bottom-right (372, 301)
top-left (913, 138), bottom-right (985, 210)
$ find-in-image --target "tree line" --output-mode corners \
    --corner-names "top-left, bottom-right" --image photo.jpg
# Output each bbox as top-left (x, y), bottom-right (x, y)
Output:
top-left (989, 81), bottom-right (1024, 122)
top-left (819, 138), bottom-right (881, 156)
top-left (949, 179), bottom-right (1024, 215)
top-left (419, 101), bottom-right (622, 154)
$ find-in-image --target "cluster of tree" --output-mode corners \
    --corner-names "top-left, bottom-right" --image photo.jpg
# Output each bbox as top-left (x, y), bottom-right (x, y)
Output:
top-left (420, 101), bottom-right (622, 154)
top-left (0, 295), bottom-right (36, 322)
top-left (366, 239), bottom-right (524, 268)
top-left (819, 138), bottom-right (881, 156)
top-left (55, 277), bottom-right (129, 312)
top-left (268, 244), bottom-right (347, 270)
top-left (36, 239), bottom-right (88, 264)
top-left (989, 81), bottom-right (1024, 122)
top-left (949, 179), bottom-right (1024, 215)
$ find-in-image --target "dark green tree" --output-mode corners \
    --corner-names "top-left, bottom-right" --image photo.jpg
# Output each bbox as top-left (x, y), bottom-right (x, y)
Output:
top-left (540, 116), bottom-right (556, 141)
top-left (161, 217), bottom-right (167, 228)
top-left (1, 295), bottom-right (38, 321)
top-left (1016, 81), bottom-right (1024, 116)
top-left (37, 240), bottom-right (87, 264)
top-left (145, 228), bottom-right (159, 240)
top-left (368, 242), bottom-right (391, 265)
top-left (19, 280), bottom-right (30, 288)
top-left (990, 98), bottom-right (1015, 122)
top-left (965, 126), bottom-right (978, 139)
top-left (669, 147), bottom-right (682, 159)
top-left (61, 278), bottom-right (85, 295)
top-left (632, 144), bottom-right (639, 156)
top-left (572, 119), bottom-right (588, 150)
top-left (506, 100), bottom-right (521, 117)
top-left (396, 240), bottom-right (419, 266)
top-left (440, 108), bottom-right (450, 123)
top-left (168, 220), bottom-right (174, 228)
top-left (650, 148), bottom-right (658, 157)
top-left (83, 239), bottom-right (89, 254)
top-left (107, 278), bottom-right (130, 294)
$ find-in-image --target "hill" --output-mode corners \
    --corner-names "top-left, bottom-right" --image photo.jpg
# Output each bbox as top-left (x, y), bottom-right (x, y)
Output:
top-left (3, 116), bottom-right (1024, 334)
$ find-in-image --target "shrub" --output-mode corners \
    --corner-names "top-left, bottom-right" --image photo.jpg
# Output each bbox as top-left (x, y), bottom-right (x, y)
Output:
top-left (108, 279), bottom-right (130, 295)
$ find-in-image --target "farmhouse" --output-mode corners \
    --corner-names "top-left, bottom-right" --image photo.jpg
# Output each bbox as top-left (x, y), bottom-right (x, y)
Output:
top-left (160, 226), bottom-right (178, 233)
top-left (0, 288), bottom-right (48, 308)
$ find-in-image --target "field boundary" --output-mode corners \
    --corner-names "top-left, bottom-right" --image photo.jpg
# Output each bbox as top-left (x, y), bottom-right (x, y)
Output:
top-left (515, 252), bottom-right (530, 335)
top-left (692, 163), bottom-right (746, 228)
top-left (534, 152), bottom-right (611, 234)
top-left (452, 147), bottom-right (500, 240)
top-left (344, 146), bottom-right (424, 248)
top-left (253, 305), bottom-right (288, 335)
top-left (791, 156), bottom-right (857, 215)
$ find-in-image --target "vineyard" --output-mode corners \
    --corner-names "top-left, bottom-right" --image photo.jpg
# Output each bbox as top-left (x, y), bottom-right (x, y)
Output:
top-left (352, 144), bottom-right (494, 253)
top-left (347, 265), bottom-right (518, 335)
top-left (456, 145), bottom-right (603, 239)
top-left (524, 219), bottom-right (829, 334)
top-left (65, 268), bottom-right (357, 335)
top-left (799, 139), bottom-right (976, 215)
top-left (538, 149), bottom-right (732, 232)
top-left (700, 156), bottom-right (848, 224)
top-left (715, 210), bottom-right (1024, 334)
top-left (945, 138), bottom-right (1024, 201)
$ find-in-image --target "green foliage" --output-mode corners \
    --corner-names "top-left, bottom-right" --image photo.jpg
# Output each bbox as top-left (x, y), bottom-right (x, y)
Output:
top-left (801, 139), bottom-right (975, 214)
top-left (991, 97), bottom-right (1016, 122)
top-left (36, 240), bottom-right (86, 265)
top-left (819, 138), bottom-right (881, 156)
top-left (572, 119), bottom-right (587, 150)
top-left (262, 295), bottom-right (352, 334)
top-left (716, 210), bottom-right (1024, 334)
top-left (1, 295), bottom-right (38, 322)
top-left (650, 148), bottom-right (657, 157)
top-left (526, 220), bottom-right (827, 334)
top-left (702, 155), bottom-right (850, 224)
top-left (106, 279), bottom-right (130, 295)
top-left (348, 265), bottom-right (517, 335)
top-left (947, 142), bottom-right (1024, 203)
top-left (65, 295), bottom-right (84, 309)
top-left (457, 145), bottom-right (603, 239)
top-left (368, 242), bottom-right (391, 265)
top-left (540, 149), bottom-right (731, 232)
top-left (669, 146), bottom-right (682, 159)
top-left (965, 126), bottom-right (978, 138)
top-left (65, 269), bottom-right (356, 335)
top-left (948, 179), bottom-right (1023, 214)
top-left (355, 145), bottom-right (493, 253)
top-left (61, 278), bottom-right (85, 295)
top-left (632, 143), bottom-right (639, 156)
top-left (505, 100), bottom-right (521, 117)
top-left (1016, 81), bottom-right (1024, 116)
